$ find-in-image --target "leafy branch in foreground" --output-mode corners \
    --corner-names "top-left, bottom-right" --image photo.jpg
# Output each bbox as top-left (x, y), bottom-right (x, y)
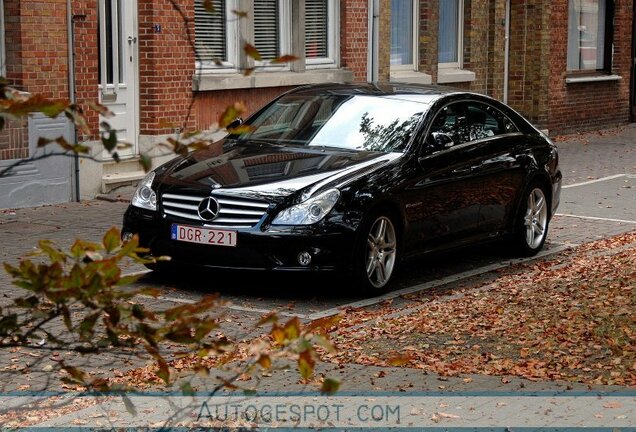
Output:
top-left (1, 228), bottom-right (338, 393)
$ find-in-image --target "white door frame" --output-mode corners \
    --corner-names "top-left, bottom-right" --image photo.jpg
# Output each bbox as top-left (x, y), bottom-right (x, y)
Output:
top-left (98, 0), bottom-right (139, 159)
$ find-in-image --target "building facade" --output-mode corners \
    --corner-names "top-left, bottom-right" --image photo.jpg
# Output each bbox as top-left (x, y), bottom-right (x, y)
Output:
top-left (0, 0), bottom-right (634, 208)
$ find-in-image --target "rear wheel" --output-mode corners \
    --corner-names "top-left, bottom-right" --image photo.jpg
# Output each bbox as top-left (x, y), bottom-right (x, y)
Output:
top-left (511, 183), bottom-right (549, 256)
top-left (354, 214), bottom-right (398, 292)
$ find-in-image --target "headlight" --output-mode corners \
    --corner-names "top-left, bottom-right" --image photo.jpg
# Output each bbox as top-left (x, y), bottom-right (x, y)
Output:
top-left (131, 172), bottom-right (157, 211)
top-left (272, 188), bottom-right (340, 225)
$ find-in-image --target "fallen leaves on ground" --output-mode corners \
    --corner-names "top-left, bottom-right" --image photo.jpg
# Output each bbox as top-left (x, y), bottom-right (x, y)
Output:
top-left (326, 231), bottom-right (636, 386)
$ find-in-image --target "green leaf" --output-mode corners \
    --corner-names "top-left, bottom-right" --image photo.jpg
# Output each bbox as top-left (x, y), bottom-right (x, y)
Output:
top-left (270, 55), bottom-right (298, 64)
top-left (256, 312), bottom-right (278, 327)
top-left (103, 227), bottom-right (121, 253)
top-left (122, 394), bottom-right (138, 416)
top-left (156, 357), bottom-right (170, 385)
top-left (218, 103), bottom-right (246, 129)
top-left (180, 382), bottom-right (195, 396)
top-left (298, 350), bottom-right (315, 380)
top-left (202, 0), bottom-right (215, 13)
top-left (244, 43), bottom-right (262, 61)
top-left (227, 124), bottom-right (256, 135)
top-left (61, 363), bottom-right (87, 384)
top-left (284, 317), bottom-right (301, 341)
top-left (320, 377), bottom-right (341, 395)
top-left (79, 312), bottom-right (100, 338)
top-left (14, 296), bottom-right (39, 308)
top-left (139, 153), bottom-right (152, 172)
top-left (313, 334), bottom-right (336, 353)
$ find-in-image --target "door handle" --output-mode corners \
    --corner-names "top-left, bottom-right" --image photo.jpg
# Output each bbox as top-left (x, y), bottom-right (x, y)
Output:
top-left (127, 36), bottom-right (137, 44)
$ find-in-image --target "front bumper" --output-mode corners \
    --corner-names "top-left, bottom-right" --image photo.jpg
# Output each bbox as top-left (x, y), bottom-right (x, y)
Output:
top-left (122, 206), bottom-right (357, 272)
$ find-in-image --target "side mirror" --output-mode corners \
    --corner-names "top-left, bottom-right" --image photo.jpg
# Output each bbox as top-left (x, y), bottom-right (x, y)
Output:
top-left (432, 132), bottom-right (454, 149)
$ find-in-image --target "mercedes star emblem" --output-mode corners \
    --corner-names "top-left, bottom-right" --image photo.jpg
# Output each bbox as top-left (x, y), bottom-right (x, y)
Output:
top-left (197, 197), bottom-right (220, 221)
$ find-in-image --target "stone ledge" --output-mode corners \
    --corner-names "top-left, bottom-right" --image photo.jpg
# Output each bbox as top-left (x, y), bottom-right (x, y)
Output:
top-left (194, 69), bottom-right (354, 91)
top-left (390, 70), bottom-right (433, 85)
top-left (437, 68), bottom-right (476, 84)
top-left (565, 74), bottom-right (622, 84)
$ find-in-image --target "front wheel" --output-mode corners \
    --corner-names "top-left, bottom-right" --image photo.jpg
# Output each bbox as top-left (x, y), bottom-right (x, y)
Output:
top-left (354, 214), bottom-right (399, 292)
top-left (511, 183), bottom-right (550, 256)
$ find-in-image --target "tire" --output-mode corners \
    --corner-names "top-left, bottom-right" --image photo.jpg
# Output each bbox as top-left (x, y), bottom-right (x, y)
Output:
top-left (354, 213), bottom-right (399, 292)
top-left (511, 182), bottom-right (550, 256)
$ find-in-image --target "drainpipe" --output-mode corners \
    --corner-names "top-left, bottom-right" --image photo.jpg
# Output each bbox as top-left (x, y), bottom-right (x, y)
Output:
top-left (368, 0), bottom-right (379, 81)
top-left (67, 0), bottom-right (80, 202)
top-left (503, 0), bottom-right (511, 103)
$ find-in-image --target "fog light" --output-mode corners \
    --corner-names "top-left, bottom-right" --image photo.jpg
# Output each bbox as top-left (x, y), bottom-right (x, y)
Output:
top-left (297, 251), bottom-right (312, 266)
top-left (122, 231), bottom-right (134, 242)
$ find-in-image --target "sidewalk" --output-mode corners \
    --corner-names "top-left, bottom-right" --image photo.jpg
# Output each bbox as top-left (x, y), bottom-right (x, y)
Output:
top-left (0, 126), bottom-right (635, 427)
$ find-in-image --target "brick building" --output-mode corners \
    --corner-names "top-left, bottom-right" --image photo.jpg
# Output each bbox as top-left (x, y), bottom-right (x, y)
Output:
top-left (380, 0), bottom-right (634, 133)
top-left (0, 0), bottom-right (634, 208)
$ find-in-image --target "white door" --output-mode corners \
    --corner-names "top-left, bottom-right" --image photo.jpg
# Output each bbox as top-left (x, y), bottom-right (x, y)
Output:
top-left (98, 0), bottom-right (138, 159)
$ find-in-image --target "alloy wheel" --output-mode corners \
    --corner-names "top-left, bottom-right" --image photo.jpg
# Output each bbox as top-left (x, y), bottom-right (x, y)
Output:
top-left (365, 216), bottom-right (397, 289)
top-left (523, 187), bottom-right (548, 249)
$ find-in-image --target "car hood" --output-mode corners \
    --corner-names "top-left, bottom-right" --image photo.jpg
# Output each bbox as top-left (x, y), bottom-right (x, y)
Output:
top-left (158, 140), bottom-right (401, 202)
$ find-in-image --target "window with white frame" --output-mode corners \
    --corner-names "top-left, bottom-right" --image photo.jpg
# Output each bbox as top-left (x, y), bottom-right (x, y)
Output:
top-left (195, 0), bottom-right (244, 71)
top-left (194, 0), bottom-right (338, 72)
top-left (438, 0), bottom-right (463, 68)
top-left (567, 0), bottom-right (613, 73)
top-left (390, 0), bottom-right (416, 69)
top-left (306, 0), bottom-right (338, 67)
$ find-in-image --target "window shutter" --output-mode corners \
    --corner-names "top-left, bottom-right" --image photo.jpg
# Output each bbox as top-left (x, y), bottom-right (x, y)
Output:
top-left (194, 0), bottom-right (226, 63)
top-left (254, 0), bottom-right (279, 60)
top-left (305, 0), bottom-right (328, 58)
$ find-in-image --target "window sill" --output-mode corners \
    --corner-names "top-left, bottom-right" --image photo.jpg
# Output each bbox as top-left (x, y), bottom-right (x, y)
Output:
top-left (565, 74), bottom-right (622, 84)
top-left (437, 68), bottom-right (476, 84)
top-left (390, 70), bottom-right (432, 85)
top-left (193, 69), bottom-right (354, 91)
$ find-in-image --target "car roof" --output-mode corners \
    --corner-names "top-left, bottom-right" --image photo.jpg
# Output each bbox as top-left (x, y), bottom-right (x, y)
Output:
top-left (287, 82), bottom-right (465, 104)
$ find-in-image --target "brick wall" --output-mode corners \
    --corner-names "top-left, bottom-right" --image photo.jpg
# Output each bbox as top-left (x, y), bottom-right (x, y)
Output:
top-left (1, 0), bottom-right (71, 160)
top-left (418, 0), bottom-right (438, 81)
top-left (506, 0), bottom-right (550, 129)
top-left (340, 0), bottom-right (369, 81)
top-left (486, 0), bottom-right (506, 100)
top-left (193, 86), bottom-right (296, 131)
top-left (547, 0), bottom-right (632, 134)
top-left (72, 0), bottom-right (99, 141)
top-left (462, 0), bottom-right (489, 94)
top-left (138, 0), bottom-right (196, 134)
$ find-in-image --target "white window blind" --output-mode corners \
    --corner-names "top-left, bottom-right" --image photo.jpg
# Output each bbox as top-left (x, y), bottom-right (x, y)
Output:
top-left (254, 0), bottom-right (280, 60)
top-left (567, 0), bottom-right (606, 71)
top-left (439, 0), bottom-right (461, 64)
top-left (305, 0), bottom-right (328, 58)
top-left (391, 0), bottom-right (414, 66)
top-left (194, 0), bottom-right (226, 63)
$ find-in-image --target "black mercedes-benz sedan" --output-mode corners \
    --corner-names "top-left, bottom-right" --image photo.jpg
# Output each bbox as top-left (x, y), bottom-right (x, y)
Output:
top-left (122, 83), bottom-right (562, 291)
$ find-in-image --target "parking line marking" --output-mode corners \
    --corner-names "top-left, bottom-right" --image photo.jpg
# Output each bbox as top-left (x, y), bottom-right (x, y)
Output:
top-left (562, 174), bottom-right (626, 189)
top-left (224, 304), bottom-right (305, 318)
top-left (555, 213), bottom-right (636, 225)
top-left (304, 244), bottom-right (573, 321)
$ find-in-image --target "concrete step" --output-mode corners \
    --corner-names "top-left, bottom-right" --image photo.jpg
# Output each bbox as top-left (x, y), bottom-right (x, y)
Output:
top-left (101, 170), bottom-right (146, 194)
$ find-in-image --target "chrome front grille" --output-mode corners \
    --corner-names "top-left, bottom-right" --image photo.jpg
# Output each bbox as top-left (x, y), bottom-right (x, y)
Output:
top-left (162, 192), bottom-right (270, 229)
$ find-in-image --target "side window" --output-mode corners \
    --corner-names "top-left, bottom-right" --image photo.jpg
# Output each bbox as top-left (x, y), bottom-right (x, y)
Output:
top-left (425, 103), bottom-right (465, 153)
top-left (465, 102), bottom-right (518, 141)
top-left (425, 101), bottom-right (519, 155)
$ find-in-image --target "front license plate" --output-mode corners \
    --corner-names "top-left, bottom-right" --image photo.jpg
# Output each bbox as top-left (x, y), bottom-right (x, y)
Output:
top-left (171, 224), bottom-right (237, 247)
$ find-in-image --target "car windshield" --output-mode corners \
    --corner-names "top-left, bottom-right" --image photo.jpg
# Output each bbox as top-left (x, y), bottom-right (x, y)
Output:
top-left (237, 94), bottom-right (427, 153)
